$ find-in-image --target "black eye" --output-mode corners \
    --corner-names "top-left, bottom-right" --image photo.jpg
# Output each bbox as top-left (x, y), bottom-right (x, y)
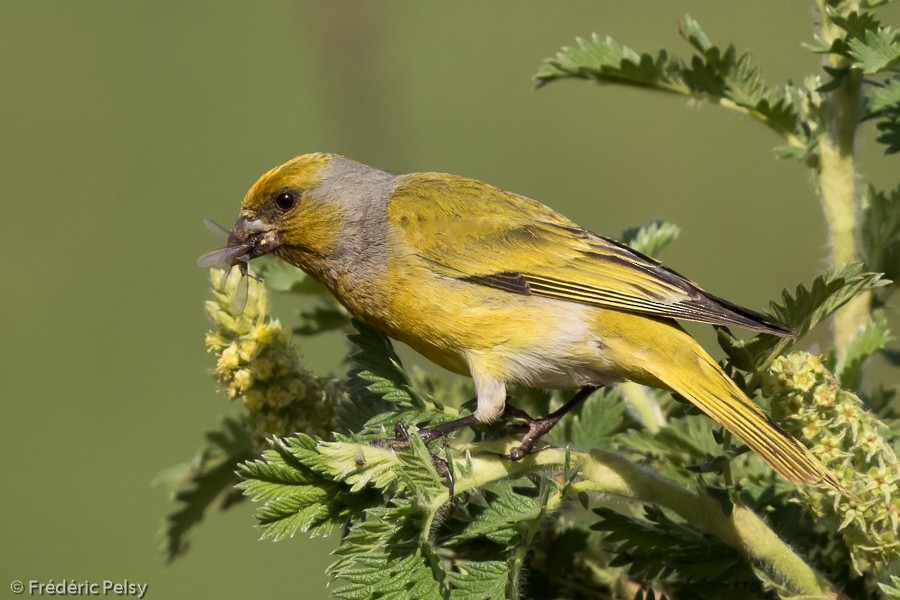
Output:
top-left (275, 191), bottom-right (298, 211)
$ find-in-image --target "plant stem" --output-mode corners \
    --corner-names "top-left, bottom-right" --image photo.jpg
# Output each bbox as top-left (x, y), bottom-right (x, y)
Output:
top-left (444, 441), bottom-right (843, 599)
top-left (814, 0), bottom-right (869, 357)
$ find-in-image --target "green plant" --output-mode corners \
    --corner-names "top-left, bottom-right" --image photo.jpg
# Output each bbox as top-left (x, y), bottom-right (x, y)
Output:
top-left (162, 4), bottom-right (899, 599)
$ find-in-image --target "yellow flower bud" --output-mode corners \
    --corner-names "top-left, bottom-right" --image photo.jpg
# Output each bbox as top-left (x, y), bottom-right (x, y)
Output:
top-left (219, 343), bottom-right (241, 370)
top-left (233, 368), bottom-right (253, 393)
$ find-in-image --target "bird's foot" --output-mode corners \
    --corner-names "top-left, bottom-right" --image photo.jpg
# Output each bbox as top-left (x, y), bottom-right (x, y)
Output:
top-left (501, 405), bottom-right (559, 460)
top-left (369, 386), bottom-right (601, 489)
top-left (501, 385), bottom-right (601, 460)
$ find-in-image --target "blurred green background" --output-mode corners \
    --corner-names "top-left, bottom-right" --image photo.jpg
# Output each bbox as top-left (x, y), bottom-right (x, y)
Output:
top-left (2, 2), bottom-right (897, 599)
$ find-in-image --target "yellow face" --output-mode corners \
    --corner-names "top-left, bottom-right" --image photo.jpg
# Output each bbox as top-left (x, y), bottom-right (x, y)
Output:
top-left (228, 153), bottom-right (343, 269)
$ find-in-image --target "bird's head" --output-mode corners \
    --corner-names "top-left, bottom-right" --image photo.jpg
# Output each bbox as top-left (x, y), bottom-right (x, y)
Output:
top-left (227, 152), bottom-right (344, 267)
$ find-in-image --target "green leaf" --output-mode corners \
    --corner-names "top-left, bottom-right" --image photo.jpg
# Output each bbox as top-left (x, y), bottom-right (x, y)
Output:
top-left (519, 522), bottom-right (612, 599)
top-left (316, 435), bottom-right (446, 498)
top-left (835, 313), bottom-right (893, 389)
top-left (592, 506), bottom-right (760, 592)
top-left (768, 263), bottom-right (887, 335)
top-left (444, 472), bottom-right (579, 597)
top-left (878, 574), bottom-right (900, 599)
top-left (409, 365), bottom-right (475, 410)
top-left (828, 9), bottom-right (884, 47)
top-left (238, 434), bottom-right (377, 541)
top-left (361, 408), bottom-right (443, 438)
top-left (847, 27), bottom-right (900, 73)
top-left (772, 143), bottom-right (812, 160)
top-left (449, 483), bottom-right (543, 546)
top-left (536, 16), bottom-right (802, 141)
top-left (448, 561), bottom-right (508, 600)
top-left (866, 80), bottom-right (900, 153)
top-left (563, 386), bottom-right (627, 450)
top-left (812, 9), bottom-right (894, 69)
top-left (157, 417), bottom-right (254, 561)
top-left (863, 184), bottom-right (900, 285)
top-left (335, 320), bottom-right (426, 433)
top-left (315, 440), bottom-right (406, 493)
top-left (329, 503), bottom-right (444, 600)
top-left (535, 33), bottom-right (684, 92)
top-left (804, 31), bottom-right (846, 56)
top-left (679, 16), bottom-right (799, 134)
top-left (622, 221), bottom-right (681, 258)
top-left (867, 77), bottom-right (900, 114)
top-left (875, 113), bottom-right (900, 153)
top-left (717, 263), bottom-right (887, 372)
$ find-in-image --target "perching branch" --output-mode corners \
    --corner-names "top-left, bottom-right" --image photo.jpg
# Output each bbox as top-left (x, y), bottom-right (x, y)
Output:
top-left (396, 440), bottom-right (839, 599)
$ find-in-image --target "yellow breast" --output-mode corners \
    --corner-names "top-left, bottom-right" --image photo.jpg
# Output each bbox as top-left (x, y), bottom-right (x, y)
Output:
top-left (378, 261), bottom-right (616, 386)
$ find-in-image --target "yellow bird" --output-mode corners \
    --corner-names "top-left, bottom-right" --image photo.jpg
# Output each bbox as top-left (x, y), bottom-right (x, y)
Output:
top-left (201, 152), bottom-right (847, 496)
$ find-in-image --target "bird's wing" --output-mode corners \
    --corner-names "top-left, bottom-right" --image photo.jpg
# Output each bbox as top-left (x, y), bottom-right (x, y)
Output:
top-left (388, 173), bottom-right (793, 337)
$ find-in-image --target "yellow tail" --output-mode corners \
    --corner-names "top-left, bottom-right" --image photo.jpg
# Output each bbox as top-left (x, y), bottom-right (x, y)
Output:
top-left (653, 345), bottom-right (851, 497)
top-left (605, 313), bottom-right (852, 498)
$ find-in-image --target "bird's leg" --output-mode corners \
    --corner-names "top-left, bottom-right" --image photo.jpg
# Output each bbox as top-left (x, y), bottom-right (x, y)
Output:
top-left (370, 385), bottom-right (600, 491)
top-left (504, 385), bottom-right (600, 460)
top-left (374, 413), bottom-right (482, 449)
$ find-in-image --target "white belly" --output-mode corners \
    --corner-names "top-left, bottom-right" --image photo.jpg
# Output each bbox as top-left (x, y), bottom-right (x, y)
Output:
top-left (492, 302), bottom-right (621, 389)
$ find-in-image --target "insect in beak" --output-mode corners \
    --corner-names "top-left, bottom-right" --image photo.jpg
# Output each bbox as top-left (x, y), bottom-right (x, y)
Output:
top-left (197, 218), bottom-right (252, 273)
top-left (197, 218), bottom-right (265, 313)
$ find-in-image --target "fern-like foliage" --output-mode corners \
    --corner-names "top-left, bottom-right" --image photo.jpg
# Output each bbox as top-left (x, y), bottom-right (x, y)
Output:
top-left (561, 386), bottom-right (627, 451)
top-left (239, 427), bottom-right (583, 598)
top-left (335, 319), bottom-right (430, 436)
top-left (536, 15), bottom-right (805, 146)
top-left (809, 8), bottom-right (886, 57)
top-left (814, 9), bottom-right (900, 154)
top-left (237, 435), bottom-right (382, 541)
top-left (847, 26), bottom-right (900, 74)
top-left (717, 263), bottom-right (886, 374)
top-left (592, 506), bottom-right (765, 599)
top-left (328, 502), bottom-right (445, 600)
top-left (446, 561), bottom-right (508, 600)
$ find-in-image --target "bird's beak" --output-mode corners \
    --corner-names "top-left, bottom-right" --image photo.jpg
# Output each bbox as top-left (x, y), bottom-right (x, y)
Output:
top-left (228, 215), bottom-right (281, 259)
